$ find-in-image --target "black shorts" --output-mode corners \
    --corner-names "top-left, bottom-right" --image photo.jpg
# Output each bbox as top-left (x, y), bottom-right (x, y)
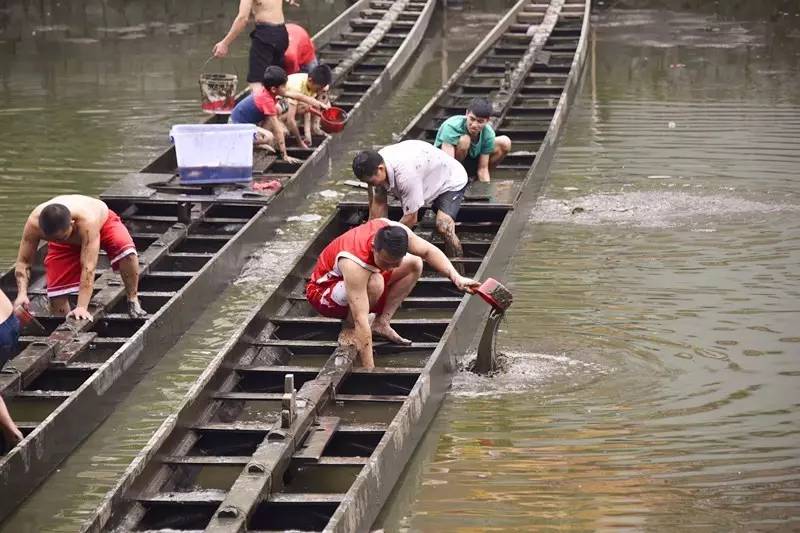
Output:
top-left (461, 155), bottom-right (479, 179)
top-left (431, 186), bottom-right (466, 220)
top-left (248, 23), bottom-right (289, 83)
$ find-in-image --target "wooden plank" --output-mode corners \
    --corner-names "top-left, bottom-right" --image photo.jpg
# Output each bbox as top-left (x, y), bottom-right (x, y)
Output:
top-left (160, 456), bottom-right (250, 466)
top-left (137, 490), bottom-right (227, 505)
top-left (268, 493), bottom-right (345, 504)
top-left (334, 394), bottom-right (407, 402)
top-left (293, 417), bottom-right (340, 463)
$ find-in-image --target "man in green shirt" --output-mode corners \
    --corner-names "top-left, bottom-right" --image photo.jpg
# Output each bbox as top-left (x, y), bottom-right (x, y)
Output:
top-left (433, 97), bottom-right (512, 183)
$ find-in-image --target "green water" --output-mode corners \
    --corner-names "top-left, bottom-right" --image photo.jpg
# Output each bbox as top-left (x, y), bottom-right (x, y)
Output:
top-left (1, 0), bottom-right (799, 531)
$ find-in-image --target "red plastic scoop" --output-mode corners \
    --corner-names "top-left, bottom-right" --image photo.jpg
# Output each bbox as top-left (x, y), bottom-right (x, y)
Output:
top-left (14, 305), bottom-right (46, 334)
top-left (474, 278), bottom-right (513, 312)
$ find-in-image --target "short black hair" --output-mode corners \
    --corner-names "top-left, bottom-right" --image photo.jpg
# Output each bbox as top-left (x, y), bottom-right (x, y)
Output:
top-left (309, 64), bottom-right (332, 87)
top-left (262, 65), bottom-right (288, 88)
top-left (39, 204), bottom-right (71, 237)
top-left (352, 150), bottom-right (384, 182)
top-left (374, 225), bottom-right (408, 258)
top-left (467, 97), bottom-right (493, 119)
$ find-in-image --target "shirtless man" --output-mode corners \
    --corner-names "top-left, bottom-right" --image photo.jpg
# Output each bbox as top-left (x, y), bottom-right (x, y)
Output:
top-left (212, 0), bottom-right (299, 94)
top-left (0, 289), bottom-right (23, 451)
top-left (306, 219), bottom-right (479, 368)
top-left (14, 195), bottom-right (146, 321)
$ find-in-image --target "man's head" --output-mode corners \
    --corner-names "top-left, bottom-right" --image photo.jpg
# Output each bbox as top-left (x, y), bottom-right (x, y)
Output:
top-left (39, 204), bottom-right (73, 241)
top-left (308, 64), bottom-right (332, 93)
top-left (373, 225), bottom-right (408, 270)
top-left (352, 150), bottom-right (387, 187)
top-left (465, 97), bottom-right (493, 137)
top-left (262, 65), bottom-right (289, 95)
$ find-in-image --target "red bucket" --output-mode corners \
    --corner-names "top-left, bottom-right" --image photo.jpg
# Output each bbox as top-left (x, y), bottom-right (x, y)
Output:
top-left (319, 106), bottom-right (348, 134)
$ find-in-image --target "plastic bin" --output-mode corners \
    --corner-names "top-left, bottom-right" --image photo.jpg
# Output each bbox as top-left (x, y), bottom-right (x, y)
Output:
top-left (170, 124), bottom-right (256, 185)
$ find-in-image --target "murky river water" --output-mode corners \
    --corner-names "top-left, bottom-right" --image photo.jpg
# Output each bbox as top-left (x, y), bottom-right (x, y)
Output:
top-left (2, 0), bottom-right (799, 531)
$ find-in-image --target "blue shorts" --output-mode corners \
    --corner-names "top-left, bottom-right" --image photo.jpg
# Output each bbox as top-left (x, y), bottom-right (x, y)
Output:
top-left (299, 56), bottom-right (320, 74)
top-left (0, 314), bottom-right (20, 369)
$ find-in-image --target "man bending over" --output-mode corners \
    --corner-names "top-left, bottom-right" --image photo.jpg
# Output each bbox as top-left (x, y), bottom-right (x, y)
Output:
top-left (14, 195), bottom-right (146, 321)
top-left (352, 140), bottom-right (468, 258)
top-left (306, 219), bottom-right (479, 368)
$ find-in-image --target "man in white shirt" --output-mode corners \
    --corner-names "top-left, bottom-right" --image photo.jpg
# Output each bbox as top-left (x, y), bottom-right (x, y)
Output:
top-left (352, 139), bottom-right (468, 258)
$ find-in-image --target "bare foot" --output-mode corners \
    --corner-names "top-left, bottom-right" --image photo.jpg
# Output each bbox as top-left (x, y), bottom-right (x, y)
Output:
top-left (372, 320), bottom-right (412, 345)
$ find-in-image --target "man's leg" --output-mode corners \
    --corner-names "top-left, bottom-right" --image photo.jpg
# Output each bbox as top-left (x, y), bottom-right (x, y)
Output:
top-left (116, 254), bottom-right (147, 318)
top-left (454, 134), bottom-right (472, 162)
top-left (435, 210), bottom-right (463, 259)
top-left (371, 255), bottom-right (422, 345)
top-left (338, 274), bottom-right (385, 365)
top-left (49, 296), bottom-right (70, 316)
top-left (489, 135), bottom-right (512, 169)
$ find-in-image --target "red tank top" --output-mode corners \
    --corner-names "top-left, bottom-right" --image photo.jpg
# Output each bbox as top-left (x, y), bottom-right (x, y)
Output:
top-left (311, 219), bottom-right (391, 283)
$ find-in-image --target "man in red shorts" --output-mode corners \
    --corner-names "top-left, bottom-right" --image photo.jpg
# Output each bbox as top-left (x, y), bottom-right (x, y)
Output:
top-left (306, 219), bottom-right (479, 368)
top-left (14, 195), bottom-right (147, 321)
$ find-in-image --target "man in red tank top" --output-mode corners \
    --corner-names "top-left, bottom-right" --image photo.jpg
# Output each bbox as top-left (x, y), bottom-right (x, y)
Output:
top-left (307, 219), bottom-right (479, 368)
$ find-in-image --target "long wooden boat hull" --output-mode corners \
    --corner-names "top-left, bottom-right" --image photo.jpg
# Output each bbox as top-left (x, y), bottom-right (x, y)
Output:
top-left (0, 0), bottom-right (435, 521)
top-left (80, 1), bottom-right (590, 531)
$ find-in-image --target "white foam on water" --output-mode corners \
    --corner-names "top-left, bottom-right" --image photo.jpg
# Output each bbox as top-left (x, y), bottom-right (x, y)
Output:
top-left (318, 189), bottom-right (340, 199)
top-left (530, 191), bottom-right (798, 228)
top-left (451, 351), bottom-right (609, 398)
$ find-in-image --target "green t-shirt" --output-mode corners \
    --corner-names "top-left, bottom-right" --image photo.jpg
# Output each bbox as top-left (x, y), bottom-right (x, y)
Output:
top-left (433, 115), bottom-right (496, 159)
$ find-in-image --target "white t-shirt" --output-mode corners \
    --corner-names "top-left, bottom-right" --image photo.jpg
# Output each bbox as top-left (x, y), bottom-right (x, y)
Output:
top-left (378, 140), bottom-right (468, 215)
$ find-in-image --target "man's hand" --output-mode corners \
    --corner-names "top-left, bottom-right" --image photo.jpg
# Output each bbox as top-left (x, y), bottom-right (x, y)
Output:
top-left (298, 138), bottom-right (310, 150)
top-left (13, 294), bottom-right (29, 310)
top-left (282, 155), bottom-right (303, 164)
top-left (452, 274), bottom-right (480, 293)
top-left (314, 99), bottom-right (330, 110)
top-left (303, 135), bottom-right (313, 148)
top-left (212, 41), bottom-right (229, 58)
top-left (2, 424), bottom-right (23, 447)
top-left (67, 306), bottom-right (93, 321)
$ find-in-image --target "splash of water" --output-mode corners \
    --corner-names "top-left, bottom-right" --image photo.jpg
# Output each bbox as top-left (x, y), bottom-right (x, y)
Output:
top-left (451, 350), bottom-right (610, 398)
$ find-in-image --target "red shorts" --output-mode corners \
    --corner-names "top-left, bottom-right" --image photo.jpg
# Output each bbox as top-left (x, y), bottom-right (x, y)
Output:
top-left (306, 271), bottom-right (392, 319)
top-left (45, 210), bottom-right (137, 298)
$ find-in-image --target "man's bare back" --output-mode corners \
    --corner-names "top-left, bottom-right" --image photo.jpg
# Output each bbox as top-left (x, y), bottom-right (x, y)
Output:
top-left (27, 195), bottom-right (108, 245)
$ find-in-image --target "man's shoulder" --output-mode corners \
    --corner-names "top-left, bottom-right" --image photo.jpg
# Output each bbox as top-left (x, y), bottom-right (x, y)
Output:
top-left (442, 115), bottom-right (466, 129)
